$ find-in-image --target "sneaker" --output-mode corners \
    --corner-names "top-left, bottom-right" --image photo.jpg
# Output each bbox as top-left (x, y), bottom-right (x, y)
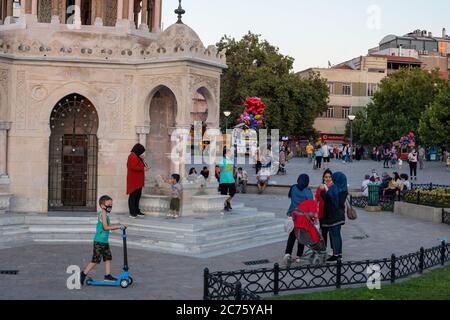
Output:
top-left (137, 212), bottom-right (145, 216)
top-left (129, 215), bottom-right (137, 219)
top-left (104, 274), bottom-right (118, 282)
top-left (327, 255), bottom-right (339, 263)
top-left (283, 254), bottom-right (292, 266)
top-left (80, 271), bottom-right (86, 286)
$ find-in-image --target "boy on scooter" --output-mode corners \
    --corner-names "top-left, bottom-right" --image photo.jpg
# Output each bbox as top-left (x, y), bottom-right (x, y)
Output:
top-left (80, 195), bottom-right (128, 286)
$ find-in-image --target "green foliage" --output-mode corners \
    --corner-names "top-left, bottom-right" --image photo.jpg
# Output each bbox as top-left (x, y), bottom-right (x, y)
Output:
top-left (404, 188), bottom-right (450, 208)
top-left (273, 265), bottom-right (450, 300)
top-left (350, 68), bottom-right (446, 146)
top-left (217, 32), bottom-right (329, 137)
top-left (418, 82), bottom-right (450, 149)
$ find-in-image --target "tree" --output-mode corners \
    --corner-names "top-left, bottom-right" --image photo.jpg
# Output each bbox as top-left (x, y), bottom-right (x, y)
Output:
top-left (418, 82), bottom-right (450, 149)
top-left (351, 68), bottom-right (446, 145)
top-left (216, 32), bottom-right (329, 137)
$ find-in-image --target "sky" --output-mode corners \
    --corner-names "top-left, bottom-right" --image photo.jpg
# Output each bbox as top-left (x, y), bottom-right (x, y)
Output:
top-left (161, 0), bottom-right (450, 72)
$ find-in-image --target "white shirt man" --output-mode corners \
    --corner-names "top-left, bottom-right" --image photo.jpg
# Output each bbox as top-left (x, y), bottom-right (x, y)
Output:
top-left (361, 175), bottom-right (371, 197)
top-left (322, 144), bottom-right (330, 158)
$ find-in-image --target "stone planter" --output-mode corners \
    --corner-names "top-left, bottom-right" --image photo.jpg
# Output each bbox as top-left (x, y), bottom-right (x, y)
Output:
top-left (140, 195), bottom-right (170, 217)
top-left (192, 195), bottom-right (229, 215)
top-left (394, 202), bottom-right (447, 224)
top-left (0, 193), bottom-right (12, 214)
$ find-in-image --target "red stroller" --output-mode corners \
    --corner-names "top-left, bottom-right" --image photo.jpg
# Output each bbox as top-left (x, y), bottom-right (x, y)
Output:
top-left (292, 200), bottom-right (327, 265)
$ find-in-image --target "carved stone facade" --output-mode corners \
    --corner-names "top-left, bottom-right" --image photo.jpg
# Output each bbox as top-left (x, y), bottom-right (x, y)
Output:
top-left (0, 12), bottom-right (227, 213)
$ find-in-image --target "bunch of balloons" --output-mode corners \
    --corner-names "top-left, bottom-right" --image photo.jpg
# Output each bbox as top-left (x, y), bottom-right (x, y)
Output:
top-left (400, 132), bottom-right (416, 146)
top-left (239, 97), bottom-right (266, 130)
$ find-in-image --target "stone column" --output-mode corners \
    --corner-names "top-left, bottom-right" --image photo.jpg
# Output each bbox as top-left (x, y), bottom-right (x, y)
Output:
top-left (93, 0), bottom-right (103, 26)
top-left (20, 0), bottom-right (29, 14)
top-left (128, 0), bottom-right (134, 29)
top-left (151, 0), bottom-right (161, 32)
top-left (139, 0), bottom-right (149, 31)
top-left (6, 0), bottom-right (13, 17)
top-left (51, 0), bottom-right (61, 24)
top-left (116, 0), bottom-right (123, 20)
top-left (74, 0), bottom-right (81, 26)
top-left (0, 121), bottom-right (11, 185)
top-left (31, 0), bottom-right (37, 14)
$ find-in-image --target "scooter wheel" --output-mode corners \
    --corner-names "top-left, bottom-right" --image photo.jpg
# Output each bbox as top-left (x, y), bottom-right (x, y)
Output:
top-left (128, 277), bottom-right (133, 285)
top-left (86, 278), bottom-right (93, 286)
top-left (120, 279), bottom-right (129, 289)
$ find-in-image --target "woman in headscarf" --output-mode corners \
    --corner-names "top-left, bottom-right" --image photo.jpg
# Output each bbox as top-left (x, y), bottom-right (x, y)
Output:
top-left (320, 172), bottom-right (348, 262)
top-left (283, 174), bottom-right (314, 266)
top-left (315, 169), bottom-right (333, 248)
top-left (127, 144), bottom-right (149, 218)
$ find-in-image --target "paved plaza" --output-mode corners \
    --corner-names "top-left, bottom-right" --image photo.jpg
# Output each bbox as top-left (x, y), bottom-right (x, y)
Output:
top-left (1, 197), bottom-right (449, 300)
top-left (1, 158), bottom-right (449, 300)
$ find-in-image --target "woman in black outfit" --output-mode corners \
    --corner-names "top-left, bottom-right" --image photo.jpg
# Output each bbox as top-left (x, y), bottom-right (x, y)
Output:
top-left (320, 172), bottom-right (348, 262)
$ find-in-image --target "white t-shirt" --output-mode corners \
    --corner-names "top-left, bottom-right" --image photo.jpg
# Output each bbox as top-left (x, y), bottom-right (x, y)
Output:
top-left (322, 145), bottom-right (330, 158)
top-left (361, 179), bottom-right (370, 197)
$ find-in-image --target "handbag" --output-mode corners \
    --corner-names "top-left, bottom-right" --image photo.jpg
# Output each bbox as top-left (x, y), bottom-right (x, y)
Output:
top-left (284, 217), bottom-right (294, 234)
top-left (346, 195), bottom-right (358, 220)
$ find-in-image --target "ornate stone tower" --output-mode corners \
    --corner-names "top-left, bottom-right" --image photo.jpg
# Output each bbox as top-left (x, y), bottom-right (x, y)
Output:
top-left (0, 0), bottom-right (227, 214)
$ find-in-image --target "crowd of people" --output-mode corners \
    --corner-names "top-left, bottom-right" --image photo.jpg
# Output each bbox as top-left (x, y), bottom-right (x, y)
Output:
top-left (360, 170), bottom-right (412, 201)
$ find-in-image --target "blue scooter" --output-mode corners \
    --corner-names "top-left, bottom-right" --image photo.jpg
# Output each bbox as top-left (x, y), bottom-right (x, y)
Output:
top-left (86, 226), bottom-right (134, 289)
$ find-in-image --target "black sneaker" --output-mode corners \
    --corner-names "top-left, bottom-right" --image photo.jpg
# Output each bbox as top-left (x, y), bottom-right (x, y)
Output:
top-left (327, 255), bottom-right (339, 263)
top-left (80, 271), bottom-right (86, 286)
top-left (137, 212), bottom-right (145, 216)
top-left (104, 274), bottom-right (118, 282)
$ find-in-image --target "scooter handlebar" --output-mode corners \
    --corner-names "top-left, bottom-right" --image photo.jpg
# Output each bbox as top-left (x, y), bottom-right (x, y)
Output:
top-left (120, 226), bottom-right (127, 231)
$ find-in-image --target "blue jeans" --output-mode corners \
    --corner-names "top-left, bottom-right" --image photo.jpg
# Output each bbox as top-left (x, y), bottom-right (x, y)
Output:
top-left (329, 225), bottom-right (343, 256)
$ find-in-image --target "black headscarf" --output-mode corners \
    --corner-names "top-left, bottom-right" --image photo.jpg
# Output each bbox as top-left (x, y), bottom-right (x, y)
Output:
top-left (297, 174), bottom-right (310, 191)
top-left (131, 144), bottom-right (146, 157)
top-left (289, 174), bottom-right (310, 198)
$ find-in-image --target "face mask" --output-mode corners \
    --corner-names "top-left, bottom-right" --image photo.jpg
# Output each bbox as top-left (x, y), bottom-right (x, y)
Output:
top-left (104, 206), bottom-right (113, 213)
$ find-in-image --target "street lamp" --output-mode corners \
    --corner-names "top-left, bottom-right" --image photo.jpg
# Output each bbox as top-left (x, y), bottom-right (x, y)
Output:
top-left (223, 111), bottom-right (231, 132)
top-left (348, 115), bottom-right (356, 162)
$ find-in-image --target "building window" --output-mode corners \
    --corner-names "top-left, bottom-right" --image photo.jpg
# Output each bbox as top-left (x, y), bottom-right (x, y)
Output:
top-left (322, 107), bottom-right (334, 118)
top-left (342, 107), bottom-right (350, 119)
top-left (342, 83), bottom-right (352, 96)
top-left (367, 84), bottom-right (378, 97)
top-left (327, 82), bottom-right (334, 94)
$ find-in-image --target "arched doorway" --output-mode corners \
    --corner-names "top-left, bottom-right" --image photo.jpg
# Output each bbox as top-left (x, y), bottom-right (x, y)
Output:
top-left (147, 86), bottom-right (177, 179)
top-left (48, 94), bottom-right (99, 211)
top-left (190, 89), bottom-right (209, 163)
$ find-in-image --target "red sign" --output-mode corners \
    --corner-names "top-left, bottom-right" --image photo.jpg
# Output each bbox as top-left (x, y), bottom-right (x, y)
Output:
top-left (321, 134), bottom-right (345, 142)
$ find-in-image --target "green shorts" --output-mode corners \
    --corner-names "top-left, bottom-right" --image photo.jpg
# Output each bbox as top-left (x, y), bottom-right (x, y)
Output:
top-left (170, 198), bottom-right (181, 212)
top-left (92, 242), bottom-right (112, 264)
top-left (170, 198), bottom-right (180, 212)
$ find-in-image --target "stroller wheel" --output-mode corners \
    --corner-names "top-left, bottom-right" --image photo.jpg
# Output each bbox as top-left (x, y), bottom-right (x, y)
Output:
top-left (312, 255), bottom-right (322, 266)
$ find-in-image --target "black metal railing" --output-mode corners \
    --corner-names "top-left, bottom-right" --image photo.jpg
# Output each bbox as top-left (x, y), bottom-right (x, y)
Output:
top-left (203, 242), bottom-right (450, 300)
top-left (411, 183), bottom-right (450, 191)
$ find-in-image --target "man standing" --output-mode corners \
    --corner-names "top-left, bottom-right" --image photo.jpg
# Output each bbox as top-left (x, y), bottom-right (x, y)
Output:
top-left (418, 146), bottom-right (426, 170)
top-left (322, 142), bottom-right (331, 169)
top-left (306, 142), bottom-right (314, 163)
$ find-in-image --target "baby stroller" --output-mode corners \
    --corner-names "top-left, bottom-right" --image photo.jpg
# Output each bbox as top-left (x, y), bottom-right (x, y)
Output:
top-left (291, 200), bottom-right (327, 266)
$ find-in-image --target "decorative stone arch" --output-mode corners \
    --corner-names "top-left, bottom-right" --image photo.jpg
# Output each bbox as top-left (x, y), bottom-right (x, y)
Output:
top-left (191, 85), bottom-right (218, 126)
top-left (47, 93), bottom-right (99, 211)
top-left (39, 82), bottom-right (104, 138)
top-left (138, 81), bottom-right (182, 127)
top-left (145, 85), bottom-right (178, 179)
